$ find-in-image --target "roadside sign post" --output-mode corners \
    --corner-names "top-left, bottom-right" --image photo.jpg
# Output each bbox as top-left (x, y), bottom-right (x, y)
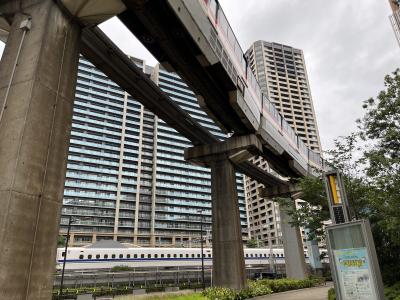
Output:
top-left (324, 171), bottom-right (385, 300)
top-left (326, 220), bottom-right (384, 300)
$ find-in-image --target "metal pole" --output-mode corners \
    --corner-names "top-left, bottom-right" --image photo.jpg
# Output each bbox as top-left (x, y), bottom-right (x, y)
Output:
top-left (200, 211), bottom-right (205, 290)
top-left (59, 215), bottom-right (72, 298)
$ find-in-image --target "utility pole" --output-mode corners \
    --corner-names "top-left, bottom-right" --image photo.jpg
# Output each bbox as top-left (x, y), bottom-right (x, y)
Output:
top-left (59, 215), bottom-right (73, 299)
top-left (198, 209), bottom-right (205, 290)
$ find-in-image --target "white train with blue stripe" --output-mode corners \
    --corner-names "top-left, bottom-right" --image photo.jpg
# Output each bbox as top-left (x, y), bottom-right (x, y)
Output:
top-left (57, 246), bottom-right (293, 270)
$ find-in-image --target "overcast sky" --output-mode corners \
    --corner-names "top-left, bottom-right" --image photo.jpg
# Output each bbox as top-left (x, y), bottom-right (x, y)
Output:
top-left (1, 1), bottom-right (398, 150)
top-left (98, 0), bottom-right (399, 151)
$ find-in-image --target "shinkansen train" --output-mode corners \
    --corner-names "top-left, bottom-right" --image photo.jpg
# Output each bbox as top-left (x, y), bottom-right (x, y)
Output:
top-left (165, 0), bottom-right (324, 176)
top-left (56, 247), bottom-right (327, 270)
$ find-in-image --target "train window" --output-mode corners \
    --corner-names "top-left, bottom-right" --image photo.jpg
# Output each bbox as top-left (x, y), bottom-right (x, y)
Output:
top-left (141, 254), bottom-right (144, 258)
top-left (96, 254), bottom-right (100, 259)
top-left (148, 254), bottom-right (151, 258)
top-left (127, 254), bottom-right (130, 259)
top-left (134, 254), bottom-right (137, 258)
top-left (255, 254), bottom-right (258, 257)
top-left (104, 254), bottom-right (108, 259)
top-left (88, 255), bottom-right (92, 259)
top-left (264, 254), bottom-right (267, 257)
top-left (186, 254), bottom-right (189, 258)
top-left (180, 254), bottom-right (183, 258)
top-left (79, 255), bottom-right (84, 259)
top-left (191, 254), bottom-right (195, 258)
top-left (173, 254), bottom-right (177, 258)
top-left (250, 254), bottom-right (253, 257)
top-left (281, 254), bottom-right (284, 257)
top-left (154, 254), bottom-right (158, 258)
top-left (245, 254), bottom-right (248, 257)
top-left (62, 252), bottom-right (65, 257)
top-left (167, 254), bottom-right (171, 258)
top-left (161, 254), bottom-right (164, 258)
top-left (208, 254), bottom-right (211, 258)
top-left (197, 254), bottom-right (200, 258)
top-left (119, 254), bottom-right (123, 259)
top-left (272, 254), bottom-right (275, 257)
top-left (111, 254), bottom-right (116, 259)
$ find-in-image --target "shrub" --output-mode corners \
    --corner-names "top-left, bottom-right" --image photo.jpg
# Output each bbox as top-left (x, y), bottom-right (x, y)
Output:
top-left (202, 287), bottom-right (237, 300)
top-left (328, 288), bottom-right (336, 300)
top-left (258, 277), bottom-right (324, 293)
top-left (385, 282), bottom-right (400, 300)
top-left (202, 277), bottom-right (322, 300)
top-left (111, 265), bottom-right (133, 272)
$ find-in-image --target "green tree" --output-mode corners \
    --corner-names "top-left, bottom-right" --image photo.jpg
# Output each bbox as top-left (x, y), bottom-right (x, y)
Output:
top-left (281, 70), bottom-right (400, 285)
top-left (57, 235), bottom-right (66, 247)
top-left (246, 238), bottom-right (258, 248)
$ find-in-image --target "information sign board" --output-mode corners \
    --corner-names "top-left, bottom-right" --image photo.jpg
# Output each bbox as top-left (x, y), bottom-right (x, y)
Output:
top-left (333, 247), bottom-right (376, 299)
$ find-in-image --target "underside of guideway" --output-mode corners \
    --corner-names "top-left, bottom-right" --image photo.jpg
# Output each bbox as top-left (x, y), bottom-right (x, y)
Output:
top-left (0, 0), bottom-right (320, 297)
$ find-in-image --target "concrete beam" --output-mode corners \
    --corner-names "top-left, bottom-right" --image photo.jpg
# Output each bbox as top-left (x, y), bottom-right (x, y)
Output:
top-left (259, 184), bottom-right (303, 199)
top-left (0, 1), bottom-right (81, 298)
top-left (185, 134), bottom-right (262, 165)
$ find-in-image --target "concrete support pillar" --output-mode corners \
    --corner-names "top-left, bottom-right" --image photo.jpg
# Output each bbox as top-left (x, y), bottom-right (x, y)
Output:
top-left (0, 1), bottom-right (81, 299)
top-left (279, 204), bottom-right (308, 279)
top-left (185, 135), bottom-right (262, 290)
top-left (210, 156), bottom-right (246, 289)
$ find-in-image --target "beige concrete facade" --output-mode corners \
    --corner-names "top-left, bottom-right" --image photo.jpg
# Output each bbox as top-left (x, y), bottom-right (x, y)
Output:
top-left (244, 41), bottom-right (322, 248)
top-left (389, 0), bottom-right (400, 46)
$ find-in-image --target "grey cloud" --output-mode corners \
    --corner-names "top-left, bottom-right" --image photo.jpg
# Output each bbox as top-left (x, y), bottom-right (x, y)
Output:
top-left (220, 0), bottom-right (399, 150)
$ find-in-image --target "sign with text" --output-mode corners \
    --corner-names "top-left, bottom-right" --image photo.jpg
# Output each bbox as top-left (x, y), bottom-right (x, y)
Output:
top-left (326, 220), bottom-right (384, 300)
top-left (334, 247), bottom-right (376, 300)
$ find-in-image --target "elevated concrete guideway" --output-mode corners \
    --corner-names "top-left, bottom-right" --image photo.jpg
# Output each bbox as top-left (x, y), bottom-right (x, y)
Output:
top-left (118, 0), bottom-right (324, 178)
top-left (80, 27), bottom-right (289, 189)
top-left (0, 0), bottom-right (320, 297)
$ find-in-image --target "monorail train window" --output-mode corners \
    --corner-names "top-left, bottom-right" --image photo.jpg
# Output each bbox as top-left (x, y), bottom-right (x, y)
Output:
top-left (186, 254), bottom-right (189, 258)
top-left (154, 254), bottom-right (158, 258)
top-left (191, 254), bottom-right (195, 258)
top-left (88, 255), bottom-right (92, 259)
top-left (272, 254), bottom-right (275, 257)
top-left (197, 254), bottom-right (200, 258)
top-left (245, 254), bottom-right (248, 257)
top-left (173, 254), bottom-right (177, 258)
top-left (161, 254), bottom-right (164, 258)
top-left (111, 254), bottom-right (116, 259)
top-left (62, 252), bottom-right (65, 257)
top-left (148, 254), bottom-right (151, 258)
top-left (180, 254), bottom-right (183, 258)
top-left (167, 254), bottom-right (171, 258)
top-left (79, 255), bottom-right (84, 259)
top-left (134, 254), bottom-right (137, 258)
top-left (255, 254), bottom-right (258, 257)
top-left (281, 254), bottom-right (284, 257)
top-left (119, 254), bottom-right (123, 259)
top-left (96, 254), bottom-right (100, 259)
top-left (250, 254), bottom-right (253, 257)
top-left (104, 254), bottom-right (108, 259)
top-left (141, 254), bottom-right (144, 258)
top-left (127, 254), bottom-right (130, 258)
top-left (208, 254), bottom-right (211, 258)
top-left (264, 254), bottom-right (267, 257)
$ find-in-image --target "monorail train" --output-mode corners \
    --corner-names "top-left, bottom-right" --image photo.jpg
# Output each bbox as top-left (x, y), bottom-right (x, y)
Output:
top-left (167, 0), bottom-right (324, 176)
top-left (57, 247), bottom-right (327, 270)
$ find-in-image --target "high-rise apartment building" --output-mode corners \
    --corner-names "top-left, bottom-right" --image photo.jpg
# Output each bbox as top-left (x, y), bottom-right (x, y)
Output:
top-left (244, 41), bottom-right (322, 247)
top-left (389, 0), bottom-right (400, 46)
top-left (60, 56), bottom-right (248, 247)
